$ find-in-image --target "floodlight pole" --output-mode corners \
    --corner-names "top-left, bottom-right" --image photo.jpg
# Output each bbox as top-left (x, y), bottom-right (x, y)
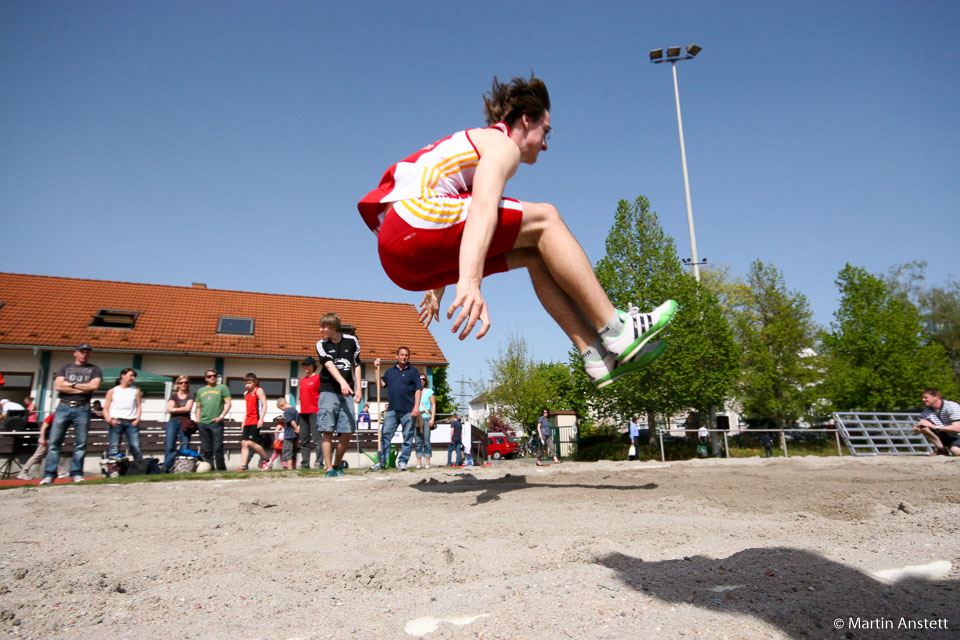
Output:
top-left (671, 61), bottom-right (700, 282)
top-left (651, 45), bottom-right (703, 282)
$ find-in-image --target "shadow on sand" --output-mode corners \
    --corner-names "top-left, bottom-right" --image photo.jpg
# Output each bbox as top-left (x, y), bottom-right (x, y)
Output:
top-left (411, 473), bottom-right (657, 505)
top-left (598, 547), bottom-right (956, 639)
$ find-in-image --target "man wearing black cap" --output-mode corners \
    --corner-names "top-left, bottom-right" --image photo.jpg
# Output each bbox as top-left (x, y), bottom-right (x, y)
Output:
top-left (41, 344), bottom-right (102, 484)
top-left (298, 356), bottom-right (321, 469)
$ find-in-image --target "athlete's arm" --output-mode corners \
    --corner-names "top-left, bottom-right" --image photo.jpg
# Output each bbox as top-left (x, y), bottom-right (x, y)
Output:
top-left (447, 129), bottom-right (520, 340)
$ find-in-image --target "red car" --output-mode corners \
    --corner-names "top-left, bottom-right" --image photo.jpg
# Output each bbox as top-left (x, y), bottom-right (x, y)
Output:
top-left (487, 432), bottom-right (519, 459)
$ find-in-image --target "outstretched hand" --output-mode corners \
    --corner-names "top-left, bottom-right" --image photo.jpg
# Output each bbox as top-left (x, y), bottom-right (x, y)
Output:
top-left (418, 288), bottom-right (443, 328)
top-left (447, 281), bottom-right (490, 340)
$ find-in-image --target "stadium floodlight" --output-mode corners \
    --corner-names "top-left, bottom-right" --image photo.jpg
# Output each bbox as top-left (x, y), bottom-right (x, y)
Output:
top-left (650, 43), bottom-right (704, 281)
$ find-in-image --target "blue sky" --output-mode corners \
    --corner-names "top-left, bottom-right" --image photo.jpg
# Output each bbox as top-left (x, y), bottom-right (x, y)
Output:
top-left (2, 1), bottom-right (958, 400)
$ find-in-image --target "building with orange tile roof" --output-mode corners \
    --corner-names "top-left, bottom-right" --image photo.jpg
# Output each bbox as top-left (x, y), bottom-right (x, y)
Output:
top-left (0, 272), bottom-right (447, 421)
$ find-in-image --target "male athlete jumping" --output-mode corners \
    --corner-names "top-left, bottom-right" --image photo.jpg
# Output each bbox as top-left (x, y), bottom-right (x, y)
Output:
top-left (358, 75), bottom-right (676, 387)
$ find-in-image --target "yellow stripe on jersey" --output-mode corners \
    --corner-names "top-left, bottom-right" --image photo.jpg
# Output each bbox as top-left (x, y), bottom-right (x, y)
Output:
top-left (400, 198), bottom-right (468, 225)
top-left (420, 151), bottom-right (479, 197)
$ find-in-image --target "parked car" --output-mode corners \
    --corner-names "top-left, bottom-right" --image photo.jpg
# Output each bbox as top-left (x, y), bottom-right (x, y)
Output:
top-left (487, 432), bottom-right (519, 459)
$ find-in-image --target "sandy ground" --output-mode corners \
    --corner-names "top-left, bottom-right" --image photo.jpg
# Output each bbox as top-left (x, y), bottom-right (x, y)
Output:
top-left (1, 455), bottom-right (958, 640)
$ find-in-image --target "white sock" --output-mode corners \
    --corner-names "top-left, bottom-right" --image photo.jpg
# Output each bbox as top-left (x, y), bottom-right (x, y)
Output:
top-left (582, 338), bottom-right (608, 361)
top-left (598, 310), bottom-right (624, 340)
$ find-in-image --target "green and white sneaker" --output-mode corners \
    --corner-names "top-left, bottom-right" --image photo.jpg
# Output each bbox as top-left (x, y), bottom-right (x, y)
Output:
top-left (601, 300), bottom-right (678, 364)
top-left (586, 341), bottom-right (668, 389)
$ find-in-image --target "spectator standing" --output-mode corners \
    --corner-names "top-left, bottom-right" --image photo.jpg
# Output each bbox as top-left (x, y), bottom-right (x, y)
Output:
top-left (164, 375), bottom-right (195, 472)
top-left (41, 344), bottom-right (103, 484)
top-left (316, 313), bottom-right (361, 477)
top-left (447, 413), bottom-right (463, 467)
top-left (103, 368), bottom-right (143, 461)
top-left (914, 388), bottom-right (960, 456)
top-left (297, 357), bottom-right (321, 469)
top-left (238, 373), bottom-right (270, 471)
top-left (194, 369), bottom-right (231, 471)
top-left (372, 346), bottom-right (422, 471)
top-left (414, 374), bottom-right (436, 468)
top-left (536, 409), bottom-right (559, 466)
top-left (276, 397), bottom-right (299, 470)
top-left (698, 425), bottom-right (709, 448)
top-left (760, 433), bottom-right (774, 458)
top-left (629, 416), bottom-right (642, 461)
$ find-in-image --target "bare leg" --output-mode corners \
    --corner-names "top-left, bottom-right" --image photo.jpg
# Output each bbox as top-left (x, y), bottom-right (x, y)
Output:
top-left (249, 442), bottom-right (268, 465)
top-left (322, 433), bottom-right (334, 469)
top-left (505, 247), bottom-right (597, 352)
top-left (512, 202), bottom-right (615, 330)
top-left (334, 434), bottom-right (352, 468)
top-left (918, 427), bottom-right (945, 451)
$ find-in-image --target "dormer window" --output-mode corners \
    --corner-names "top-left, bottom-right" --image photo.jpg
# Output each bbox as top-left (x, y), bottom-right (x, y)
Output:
top-left (90, 309), bottom-right (139, 329)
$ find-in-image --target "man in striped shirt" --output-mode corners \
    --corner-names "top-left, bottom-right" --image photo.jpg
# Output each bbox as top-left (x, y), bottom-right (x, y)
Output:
top-left (914, 388), bottom-right (960, 456)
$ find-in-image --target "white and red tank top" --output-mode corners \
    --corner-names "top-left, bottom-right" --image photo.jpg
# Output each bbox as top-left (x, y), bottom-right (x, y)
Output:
top-left (357, 122), bottom-right (511, 235)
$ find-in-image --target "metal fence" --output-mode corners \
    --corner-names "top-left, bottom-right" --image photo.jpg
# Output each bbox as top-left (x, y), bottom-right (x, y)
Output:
top-left (832, 412), bottom-right (932, 456)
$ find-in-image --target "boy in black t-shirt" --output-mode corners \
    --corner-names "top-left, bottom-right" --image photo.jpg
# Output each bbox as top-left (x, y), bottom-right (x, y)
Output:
top-left (315, 312), bottom-right (362, 477)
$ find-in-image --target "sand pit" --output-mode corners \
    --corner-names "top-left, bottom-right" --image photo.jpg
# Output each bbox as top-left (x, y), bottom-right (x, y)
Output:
top-left (1, 455), bottom-right (958, 639)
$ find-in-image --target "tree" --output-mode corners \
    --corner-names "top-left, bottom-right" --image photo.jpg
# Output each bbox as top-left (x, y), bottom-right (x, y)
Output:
top-left (484, 332), bottom-right (582, 435)
top-left (583, 196), bottom-right (738, 431)
top-left (429, 366), bottom-right (457, 415)
top-left (732, 260), bottom-right (821, 428)
top-left (820, 264), bottom-right (957, 411)
top-left (886, 262), bottom-right (960, 380)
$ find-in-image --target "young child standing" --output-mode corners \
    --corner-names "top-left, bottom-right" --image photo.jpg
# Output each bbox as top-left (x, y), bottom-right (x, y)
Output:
top-left (276, 397), bottom-right (299, 470)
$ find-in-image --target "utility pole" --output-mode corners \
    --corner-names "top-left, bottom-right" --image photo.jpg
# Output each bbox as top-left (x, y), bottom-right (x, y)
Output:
top-left (455, 377), bottom-right (472, 417)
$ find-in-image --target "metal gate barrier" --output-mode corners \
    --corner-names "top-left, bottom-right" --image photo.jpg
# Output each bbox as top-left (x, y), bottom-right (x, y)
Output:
top-left (832, 412), bottom-right (933, 456)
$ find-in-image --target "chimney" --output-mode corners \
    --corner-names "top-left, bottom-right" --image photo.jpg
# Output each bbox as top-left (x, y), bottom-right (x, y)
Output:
top-left (191, 283), bottom-right (207, 289)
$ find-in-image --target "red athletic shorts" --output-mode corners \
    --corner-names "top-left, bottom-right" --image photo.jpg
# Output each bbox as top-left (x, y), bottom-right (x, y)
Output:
top-left (377, 196), bottom-right (523, 291)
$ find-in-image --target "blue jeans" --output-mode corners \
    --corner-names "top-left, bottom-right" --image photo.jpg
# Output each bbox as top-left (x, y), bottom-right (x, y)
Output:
top-left (108, 420), bottom-right (143, 460)
top-left (415, 419), bottom-right (433, 458)
top-left (164, 419), bottom-right (191, 471)
top-left (380, 410), bottom-right (414, 466)
top-left (44, 404), bottom-right (91, 478)
top-left (447, 438), bottom-right (463, 466)
top-left (198, 421), bottom-right (226, 470)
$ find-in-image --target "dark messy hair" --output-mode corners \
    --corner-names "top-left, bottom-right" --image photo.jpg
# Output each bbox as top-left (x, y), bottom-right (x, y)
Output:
top-left (483, 75), bottom-right (550, 127)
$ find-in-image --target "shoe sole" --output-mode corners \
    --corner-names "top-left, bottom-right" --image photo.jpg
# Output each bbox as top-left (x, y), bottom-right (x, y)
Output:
top-left (619, 300), bottom-right (678, 364)
top-left (594, 341), bottom-right (668, 389)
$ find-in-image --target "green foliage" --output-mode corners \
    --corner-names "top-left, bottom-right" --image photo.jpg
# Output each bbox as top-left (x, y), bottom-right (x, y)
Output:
top-left (429, 366), bottom-right (457, 415)
top-left (582, 196), bottom-right (738, 424)
top-left (732, 260), bottom-right (822, 428)
top-left (887, 261), bottom-right (960, 380)
top-left (820, 264), bottom-right (958, 411)
top-left (484, 332), bottom-right (581, 436)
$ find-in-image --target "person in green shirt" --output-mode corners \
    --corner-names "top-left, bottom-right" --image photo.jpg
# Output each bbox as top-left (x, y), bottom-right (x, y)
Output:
top-left (194, 369), bottom-right (232, 470)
